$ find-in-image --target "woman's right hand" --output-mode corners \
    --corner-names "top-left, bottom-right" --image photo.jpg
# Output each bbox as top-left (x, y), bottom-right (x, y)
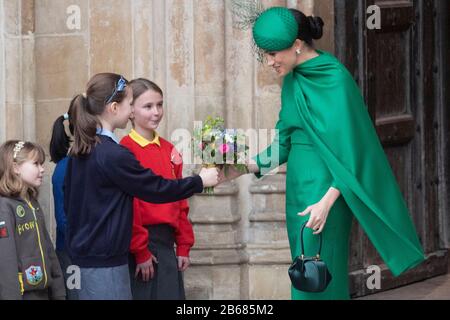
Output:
top-left (199, 167), bottom-right (220, 187)
top-left (135, 255), bottom-right (158, 282)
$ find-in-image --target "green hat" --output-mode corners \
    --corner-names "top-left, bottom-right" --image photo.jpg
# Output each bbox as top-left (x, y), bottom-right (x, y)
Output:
top-left (252, 7), bottom-right (298, 52)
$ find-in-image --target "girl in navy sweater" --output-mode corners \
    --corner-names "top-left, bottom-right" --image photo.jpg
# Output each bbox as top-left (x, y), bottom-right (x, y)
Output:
top-left (64, 73), bottom-right (218, 300)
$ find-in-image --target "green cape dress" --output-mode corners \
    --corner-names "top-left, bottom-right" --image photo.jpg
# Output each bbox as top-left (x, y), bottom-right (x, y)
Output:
top-left (254, 50), bottom-right (425, 299)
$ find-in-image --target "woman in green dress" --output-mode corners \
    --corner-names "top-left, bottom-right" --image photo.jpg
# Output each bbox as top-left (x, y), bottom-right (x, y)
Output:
top-left (223, 6), bottom-right (425, 300)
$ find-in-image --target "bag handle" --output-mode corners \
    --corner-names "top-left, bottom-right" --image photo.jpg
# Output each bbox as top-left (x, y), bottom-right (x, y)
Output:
top-left (300, 221), bottom-right (323, 260)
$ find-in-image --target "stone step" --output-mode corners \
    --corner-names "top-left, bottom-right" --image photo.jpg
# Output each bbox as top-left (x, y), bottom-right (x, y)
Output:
top-left (355, 272), bottom-right (450, 300)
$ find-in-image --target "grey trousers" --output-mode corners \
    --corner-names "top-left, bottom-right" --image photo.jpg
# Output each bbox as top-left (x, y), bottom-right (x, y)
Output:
top-left (78, 264), bottom-right (132, 300)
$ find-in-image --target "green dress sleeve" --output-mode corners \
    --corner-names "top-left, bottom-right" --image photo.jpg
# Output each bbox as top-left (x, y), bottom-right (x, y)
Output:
top-left (330, 180), bottom-right (339, 190)
top-left (253, 114), bottom-right (293, 179)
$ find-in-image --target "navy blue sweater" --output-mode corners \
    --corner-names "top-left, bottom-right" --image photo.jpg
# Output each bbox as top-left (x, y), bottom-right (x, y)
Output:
top-left (52, 157), bottom-right (69, 251)
top-left (64, 135), bottom-right (203, 268)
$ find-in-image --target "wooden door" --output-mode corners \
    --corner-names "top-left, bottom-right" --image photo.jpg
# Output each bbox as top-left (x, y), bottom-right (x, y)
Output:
top-left (335, 0), bottom-right (449, 297)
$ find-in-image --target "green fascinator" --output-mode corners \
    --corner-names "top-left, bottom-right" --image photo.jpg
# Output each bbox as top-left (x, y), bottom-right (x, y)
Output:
top-left (230, 1), bottom-right (298, 61)
top-left (252, 7), bottom-right (298, 52)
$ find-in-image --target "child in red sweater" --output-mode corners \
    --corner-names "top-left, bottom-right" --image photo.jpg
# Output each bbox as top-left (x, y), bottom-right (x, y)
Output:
top-left (121, 79), bottom-right (193, 300)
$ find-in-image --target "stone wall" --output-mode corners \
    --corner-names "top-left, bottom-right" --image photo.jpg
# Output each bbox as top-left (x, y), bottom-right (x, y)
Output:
top-left (0, 0), bottom-right (335, 299)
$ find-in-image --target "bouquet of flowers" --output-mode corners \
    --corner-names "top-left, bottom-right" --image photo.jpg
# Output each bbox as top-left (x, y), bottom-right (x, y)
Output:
top-left (193, 116), bottom-right (249, 194)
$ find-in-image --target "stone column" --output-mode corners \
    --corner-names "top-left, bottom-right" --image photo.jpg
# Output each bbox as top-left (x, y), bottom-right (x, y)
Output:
top-left (181, 0), bottom-right (247, 300)
top-left (1, 0), bottom-right (35, 142)
top-left (164, 0), bottom-right (195, 138)
top-left (34, 0), bottom-right (90, 238)
top-left (247, 171), bottom-right (291, 299)
top-left (2, 0), bottom-right (22, 141)
top-left (1, 0), bottom-right (39, 222)
top-left (186, 184), bottom-right (247, 299)
top-left (89, 0), bottom-right (133, 139)
top-left (0, 0), bottom-right (5, 142)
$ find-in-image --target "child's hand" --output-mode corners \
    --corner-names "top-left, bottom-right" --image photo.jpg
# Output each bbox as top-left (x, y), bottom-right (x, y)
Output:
top-left (177, 256), bottom-right (190, 272)
top-left (135, 255), bottom-right (158, 281)
top-left (199, 167), bottom-right (220, 187)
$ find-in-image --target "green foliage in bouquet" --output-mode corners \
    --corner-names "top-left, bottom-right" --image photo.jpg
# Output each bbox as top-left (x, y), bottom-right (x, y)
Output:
top-left (193, 116), bottom-right (249, 194)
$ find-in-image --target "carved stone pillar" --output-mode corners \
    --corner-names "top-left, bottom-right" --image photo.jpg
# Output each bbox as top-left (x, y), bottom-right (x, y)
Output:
top-left (246, 167), bottom-right (291, 299)
top-left (184, 182), bottom-right (248, 299)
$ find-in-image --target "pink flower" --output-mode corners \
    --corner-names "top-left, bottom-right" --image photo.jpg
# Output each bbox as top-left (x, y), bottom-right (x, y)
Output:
top-left (219, 143), bottom-right (230, 154)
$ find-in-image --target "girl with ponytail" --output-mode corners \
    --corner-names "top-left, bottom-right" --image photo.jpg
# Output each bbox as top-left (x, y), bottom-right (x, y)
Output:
top-left (49, 100), bottom-right (78, 299)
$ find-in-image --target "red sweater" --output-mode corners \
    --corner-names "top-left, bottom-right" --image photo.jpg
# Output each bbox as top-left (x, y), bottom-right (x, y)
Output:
top-left (120, 130), bottom-right (194, 264)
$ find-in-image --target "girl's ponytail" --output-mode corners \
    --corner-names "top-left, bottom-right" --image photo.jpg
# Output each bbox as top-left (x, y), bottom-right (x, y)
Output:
top-left (69, 94), bottom-right (100, 157)
top-left (49, 114), bottom-right (71, 163)
top-left (68, 73), bottom-right (129, 157)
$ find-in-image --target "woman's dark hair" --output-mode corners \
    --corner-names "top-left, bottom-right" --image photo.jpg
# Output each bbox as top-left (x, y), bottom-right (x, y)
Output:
top-left (289, 9), bottom-right (324, 46)
top-left (69, 73), bottom-right (129, 157)
top-left (129, 78), bottom-right (163, 102)
top-left (49, 102), bottom-right (75, 163)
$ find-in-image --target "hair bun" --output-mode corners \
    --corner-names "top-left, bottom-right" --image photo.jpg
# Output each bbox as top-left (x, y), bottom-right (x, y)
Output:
top-left (307, 16), bottom-right (324, 40)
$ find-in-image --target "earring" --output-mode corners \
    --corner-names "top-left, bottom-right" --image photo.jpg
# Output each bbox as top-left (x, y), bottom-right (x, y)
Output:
top-left (296, 48), bottom-right (302, 55)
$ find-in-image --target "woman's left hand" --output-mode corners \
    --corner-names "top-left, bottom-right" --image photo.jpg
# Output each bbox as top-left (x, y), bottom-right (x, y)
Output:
top-left (297, 187), bottom-right (341, 235)
top-left (177, 256), bottom-right (190, 272)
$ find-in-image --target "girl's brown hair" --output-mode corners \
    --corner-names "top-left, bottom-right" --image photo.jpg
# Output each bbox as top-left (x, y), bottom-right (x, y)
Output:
top-left (69, 73), bottom-right (129, 156)
top-left (129, 78), bottom-right (163, 102)
top-left (0, 140), bottom-right (45, 200)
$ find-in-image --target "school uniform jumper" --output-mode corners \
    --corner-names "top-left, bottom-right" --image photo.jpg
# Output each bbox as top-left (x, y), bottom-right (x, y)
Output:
top-left (121, 129), bottom-right (193, 300)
